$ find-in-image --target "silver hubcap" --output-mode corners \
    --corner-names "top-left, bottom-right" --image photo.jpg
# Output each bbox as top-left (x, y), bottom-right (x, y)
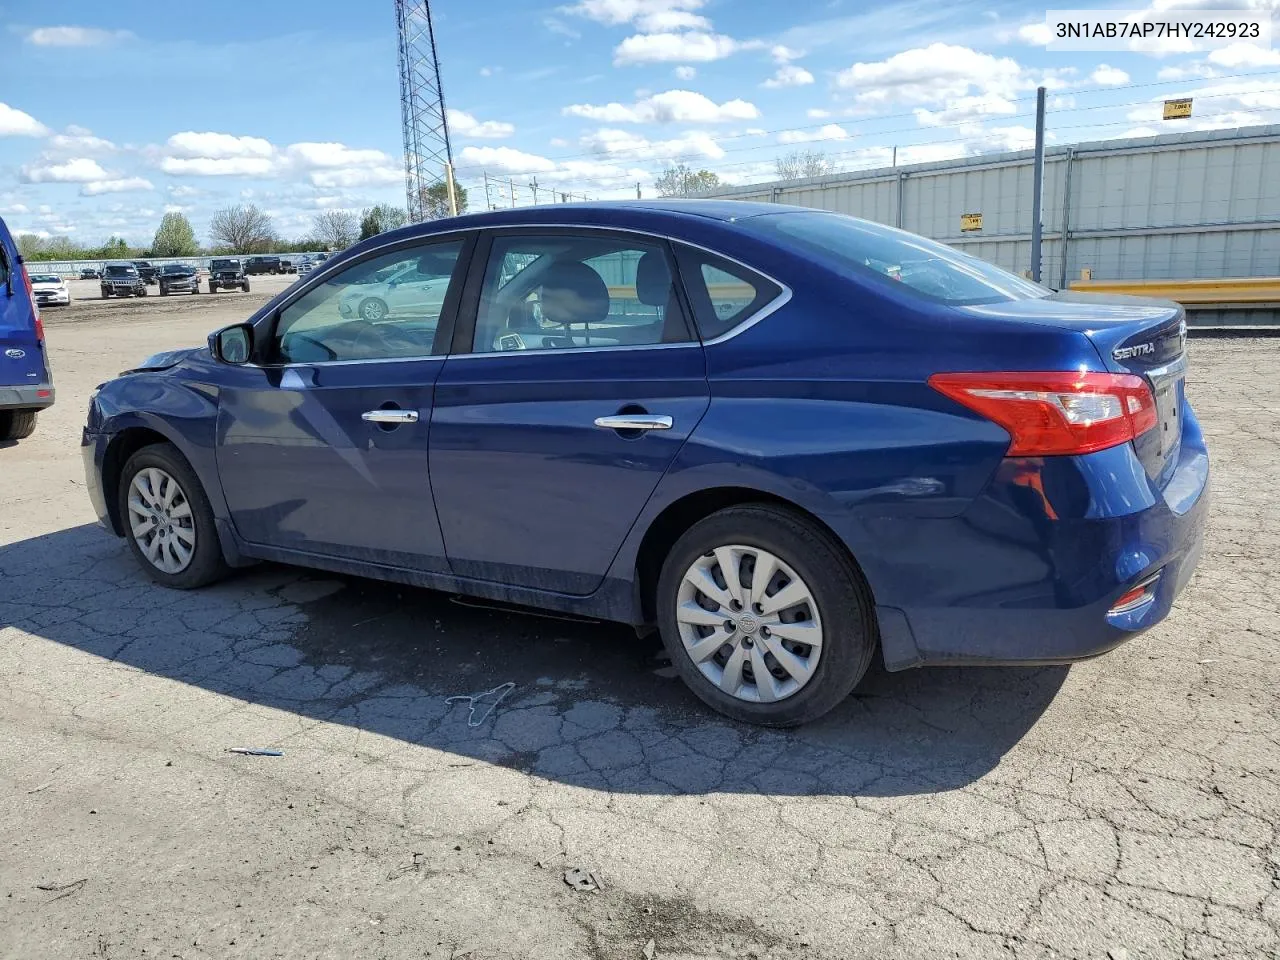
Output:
top-left (675, 545), bottom-right (823, 703)
top-left (362, 299), bottom-right (386, 320)
top-left (127, 467), bottom-right (196, 574)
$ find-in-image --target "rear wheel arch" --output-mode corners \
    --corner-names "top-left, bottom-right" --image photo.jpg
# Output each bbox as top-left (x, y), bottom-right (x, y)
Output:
top-left (633, 486), bottom-right (877, 623)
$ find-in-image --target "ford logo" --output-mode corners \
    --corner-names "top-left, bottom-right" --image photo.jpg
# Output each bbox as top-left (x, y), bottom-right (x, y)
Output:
top-left (4, 348), bottom-right (25, 359)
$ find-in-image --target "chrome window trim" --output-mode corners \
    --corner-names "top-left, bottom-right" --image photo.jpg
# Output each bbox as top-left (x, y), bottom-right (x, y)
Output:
top-left (253, 220), bottom-right (794, 366)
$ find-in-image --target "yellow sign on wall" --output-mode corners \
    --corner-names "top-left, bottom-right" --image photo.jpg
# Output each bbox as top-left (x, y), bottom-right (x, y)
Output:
top-left (960, 213), bottom-right (983, 232)
top-left (1163, 98), bottom-right (1193, 120)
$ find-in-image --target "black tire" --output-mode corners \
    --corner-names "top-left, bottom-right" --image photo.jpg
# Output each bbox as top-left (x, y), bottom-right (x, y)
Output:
top-left (160, 286), bottom-right (169, 296)
top-left (118, 442), bottom-right (228, 589)
top-left (241, 281), bottom-right (250, 293)
top-left (0, 409), bottom-right (37, 442)
top-left (359, 297), bottom-right (388, 322)
top-left (138, 287), bottom-right (148, 297)
top-left (655, 504), bottom-right (877, 727)
top-left (101, 288), bottom-right (110, 299)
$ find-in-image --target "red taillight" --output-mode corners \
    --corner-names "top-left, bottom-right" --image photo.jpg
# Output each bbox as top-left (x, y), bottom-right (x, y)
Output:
top-left (19, 263), bottom-right (43, 340)
top-left (929, 371), bottom-right (1158, 456)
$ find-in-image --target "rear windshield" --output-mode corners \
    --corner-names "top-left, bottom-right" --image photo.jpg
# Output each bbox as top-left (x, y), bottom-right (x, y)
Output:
top-left (105, 265), bottom-right (137, 277)
top-left (747, 211), bottom-right (1049, 306)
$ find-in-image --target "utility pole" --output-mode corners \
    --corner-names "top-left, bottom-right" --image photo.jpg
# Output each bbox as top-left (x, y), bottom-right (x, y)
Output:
top-left (892, 145), bottom-right (897, 168)
top-left (636, 182), bottom-right (642, 199)
top-left (1030, 85), bottom-right (1046, 283)
top-left (443, 162), bottom-right (458, 216)
top-left (483, 171), bottom-right (492, 210)
top-left (530, 176), bottom-right (539, 204)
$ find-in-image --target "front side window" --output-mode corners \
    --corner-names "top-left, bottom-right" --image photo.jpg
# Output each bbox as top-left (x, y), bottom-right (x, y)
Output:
top-left (471, 234), bottom-right (689, 353)
top-left (748, 211), bottom-right (1049, 305)
top-left (272, 239), bottom-right (463, 363)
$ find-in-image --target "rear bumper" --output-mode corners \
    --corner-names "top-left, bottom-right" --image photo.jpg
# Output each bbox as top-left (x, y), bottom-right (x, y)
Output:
top-left (869, 403), bottom-right (1210, 670)
top-left (0, 383), bottom-right (55, 411)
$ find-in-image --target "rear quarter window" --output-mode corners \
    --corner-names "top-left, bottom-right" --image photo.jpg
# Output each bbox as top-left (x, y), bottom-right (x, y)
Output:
top-left (673, 245), bottom-right (781, 341)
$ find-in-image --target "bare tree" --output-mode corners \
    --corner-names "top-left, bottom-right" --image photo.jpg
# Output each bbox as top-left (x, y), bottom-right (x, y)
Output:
top-left (775, 150), bottom-right (838, 181)
top-left (312, 210), bottom-right (359, 250)
top-left (654, 163), bottom-right (721, 197)
top-left (208, 204), bottom-right (276, 253)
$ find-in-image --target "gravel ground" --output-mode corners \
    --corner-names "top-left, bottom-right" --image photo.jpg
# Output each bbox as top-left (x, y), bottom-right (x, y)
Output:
top-left (1, 293), bottom-right (1277, 960)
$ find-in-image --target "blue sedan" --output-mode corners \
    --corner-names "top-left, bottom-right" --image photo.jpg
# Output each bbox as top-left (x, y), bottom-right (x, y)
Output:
top-left (82, 201), bottom-right (1208, 726)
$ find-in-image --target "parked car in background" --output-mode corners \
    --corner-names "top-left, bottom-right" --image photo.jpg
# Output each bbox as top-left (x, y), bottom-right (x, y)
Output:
top-left (29, 273), bottom-right (71, 307)
top-left (100, 263), bottom-right (148, 298)
top-left (245, 256), bottom-right (283, 275)
top-left (80, 201), bottom-right (1208, 726)
top-left (158, 264), bottom-right (200, 296)
top-left (208, 258), bottom-right (250, 293)
top-left (80, 267), bottom-right (102, 280)
top-left (132, 260), bottom-right (159, 285)
top-left (296, 257), bottom-right (319, 278)
top-left (279, 259), bottom-right (296, 274)
top-left (337, 259), bottom-right (451, 321)
top-left (0, 214), bottom-right (55, 442)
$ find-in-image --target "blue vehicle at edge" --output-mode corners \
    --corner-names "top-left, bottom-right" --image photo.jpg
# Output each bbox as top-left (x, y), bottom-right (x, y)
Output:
top-left (81, 200), bottom-right (1208, 726)
top-left (0, 214), bottom-right (55, 442)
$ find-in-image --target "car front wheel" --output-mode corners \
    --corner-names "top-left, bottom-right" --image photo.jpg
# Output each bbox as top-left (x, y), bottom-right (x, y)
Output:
top-left (118, 443), bottom-right (228, 589)
top-left (656, 504), bottom-right (877, 727)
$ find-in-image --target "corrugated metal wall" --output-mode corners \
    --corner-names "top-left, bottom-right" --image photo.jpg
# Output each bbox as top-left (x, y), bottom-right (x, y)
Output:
top-left (704, 125), bottom-right (1280, 290)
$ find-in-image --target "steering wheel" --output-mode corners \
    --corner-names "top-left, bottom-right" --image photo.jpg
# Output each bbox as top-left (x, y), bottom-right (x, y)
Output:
top-left (493, 331), bottom-right (527, 352)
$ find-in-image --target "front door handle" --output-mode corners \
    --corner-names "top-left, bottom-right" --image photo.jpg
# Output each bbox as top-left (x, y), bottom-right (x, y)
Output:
top-left (593, 414), bottom-right (673, 431)
top-left (362, 409), bottom-right (419, 424)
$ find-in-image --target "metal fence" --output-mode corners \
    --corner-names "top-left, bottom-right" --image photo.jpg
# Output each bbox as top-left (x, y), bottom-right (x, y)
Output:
top-left (700, 124), bottom-right (1280, 291)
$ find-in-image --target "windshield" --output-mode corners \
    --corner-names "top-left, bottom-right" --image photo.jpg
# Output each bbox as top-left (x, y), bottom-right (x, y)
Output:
top-left (748, 211), bottom-right (1049, 306)
top-left (31, 275), bottom-right (61, 283)
top-left (211, 260), bottom-right (240, 270)
top-left (162, 265), bottom-right (192, 274)
top-left (105, 265), bottom-right (137, 277)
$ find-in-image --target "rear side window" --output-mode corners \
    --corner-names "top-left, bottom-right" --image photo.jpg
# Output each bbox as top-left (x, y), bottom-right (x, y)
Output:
top-left (0, 249), bottom-right (10, 289)
top-left (673, 245), bottom-right (781, 341)
top-left (748, 211), bottom-right (1048, 306)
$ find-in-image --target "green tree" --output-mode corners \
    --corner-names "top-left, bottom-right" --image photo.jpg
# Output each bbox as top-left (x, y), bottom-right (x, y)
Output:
top-left (151, 212), bottom-right (198, 257)
top-left (359, 203), bottom-right (408, 240)
top-left (419, 181), bottom-right (468, 220)
top-left (654, 164), bottom-right (721, 197)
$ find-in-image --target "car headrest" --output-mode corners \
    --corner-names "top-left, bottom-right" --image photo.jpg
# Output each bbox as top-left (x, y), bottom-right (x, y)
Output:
top-left (635, 250), bottom-right (673, 306)
top-left (539, 260), bottom-right (610, 325)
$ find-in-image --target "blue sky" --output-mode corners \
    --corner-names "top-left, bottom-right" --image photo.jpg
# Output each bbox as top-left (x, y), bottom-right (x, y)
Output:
top-left (1, 0), bottom-right (1277, 245)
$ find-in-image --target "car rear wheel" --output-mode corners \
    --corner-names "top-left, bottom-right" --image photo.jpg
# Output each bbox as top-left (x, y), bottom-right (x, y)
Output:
top-left (656, 504), bottom-right (877, 727)
top-left (0, 410), bottom-right (37, 442)
top-left (241, 281), bottom-right (250, 292)
top-left (160, 286), bottom-right (169, 296)
top-left (118, 443), bottom-right (228, 589)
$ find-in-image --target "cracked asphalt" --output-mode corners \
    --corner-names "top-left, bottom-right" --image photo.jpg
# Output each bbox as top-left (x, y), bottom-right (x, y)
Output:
top-left (2, 296), bottom-right (1278, 959)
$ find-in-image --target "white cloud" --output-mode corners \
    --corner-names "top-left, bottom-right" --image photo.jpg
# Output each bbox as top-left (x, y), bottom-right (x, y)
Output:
top-left (777, 123), bottom-right (851, 144)
top-left (614, 31), bottom-right (740, 64)
top-left (479, 66), bottom-right (497, 77)
top-left (82, 177), bottom-right (154, 196)
top-left (762, 64), bottom-right (814, 88)
top-left (1091, 64), bottom-right (1130, 86)
top-left (836, 43), bottom-right (1027, 107)
top-left (806, 108), bottom-right (832, 119)
top-left (47, 128), bottom-right (116, 152)
top-left (285, 142), bottom-right (390, 168)
top-left (20, 157), bottom-right (110, 183)
top-left (560, 0), bottom-right (704, 26)
top-left (24, 26), bottom-right (134, 46)
top-left (166, 131), bottom-right (274, 160)
top-left (564, 89), bottom-right (758, 123)
top-left (771, 44), bottom-right (802, 63)
top-left (308, 166), bottom-right (403, 188)
top-left (1156, 61), bottom-right (1218, 80)
top-left (579, 127), bottom-right (725, 160)
top-left (161, 156), bottom-right (276, 176)
top-left (1018, 22), bottom-right (1052, 45)
top-left (0, 102), bottom-right (49, 137)
top-left (914, 94), bottom-right (1018, 126)
top-left (449, 109), bottom-right (516, 139)
top-left (674, 65), bottom-right (697, 80)
top-left (169, 185), bottom-right (202, 198)
top-left (1208, 42), bottom-right (1280, 68)
top-left (636, 10), bottom-right (711, 31)
top-left (458, 146), bottom-right (558, 174)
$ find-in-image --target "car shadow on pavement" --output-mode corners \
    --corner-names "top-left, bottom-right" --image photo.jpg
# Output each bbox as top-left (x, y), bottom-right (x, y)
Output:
top-left (3, 524), bottom-right (1068, 798)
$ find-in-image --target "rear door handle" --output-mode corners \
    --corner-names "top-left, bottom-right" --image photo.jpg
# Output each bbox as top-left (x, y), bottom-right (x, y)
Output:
top-left (593, 414), bottom-right (673, 431)
top-left (362, 409), bottom-right (419, 424)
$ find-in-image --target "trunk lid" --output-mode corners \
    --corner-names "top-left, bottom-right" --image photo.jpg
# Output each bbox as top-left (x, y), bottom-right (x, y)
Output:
top-left (958, 292), bottom-right (1187, 484)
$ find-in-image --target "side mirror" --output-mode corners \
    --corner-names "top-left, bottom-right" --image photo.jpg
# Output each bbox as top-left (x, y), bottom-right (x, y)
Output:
top-left (209, 323), bottom-right (253, 364)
